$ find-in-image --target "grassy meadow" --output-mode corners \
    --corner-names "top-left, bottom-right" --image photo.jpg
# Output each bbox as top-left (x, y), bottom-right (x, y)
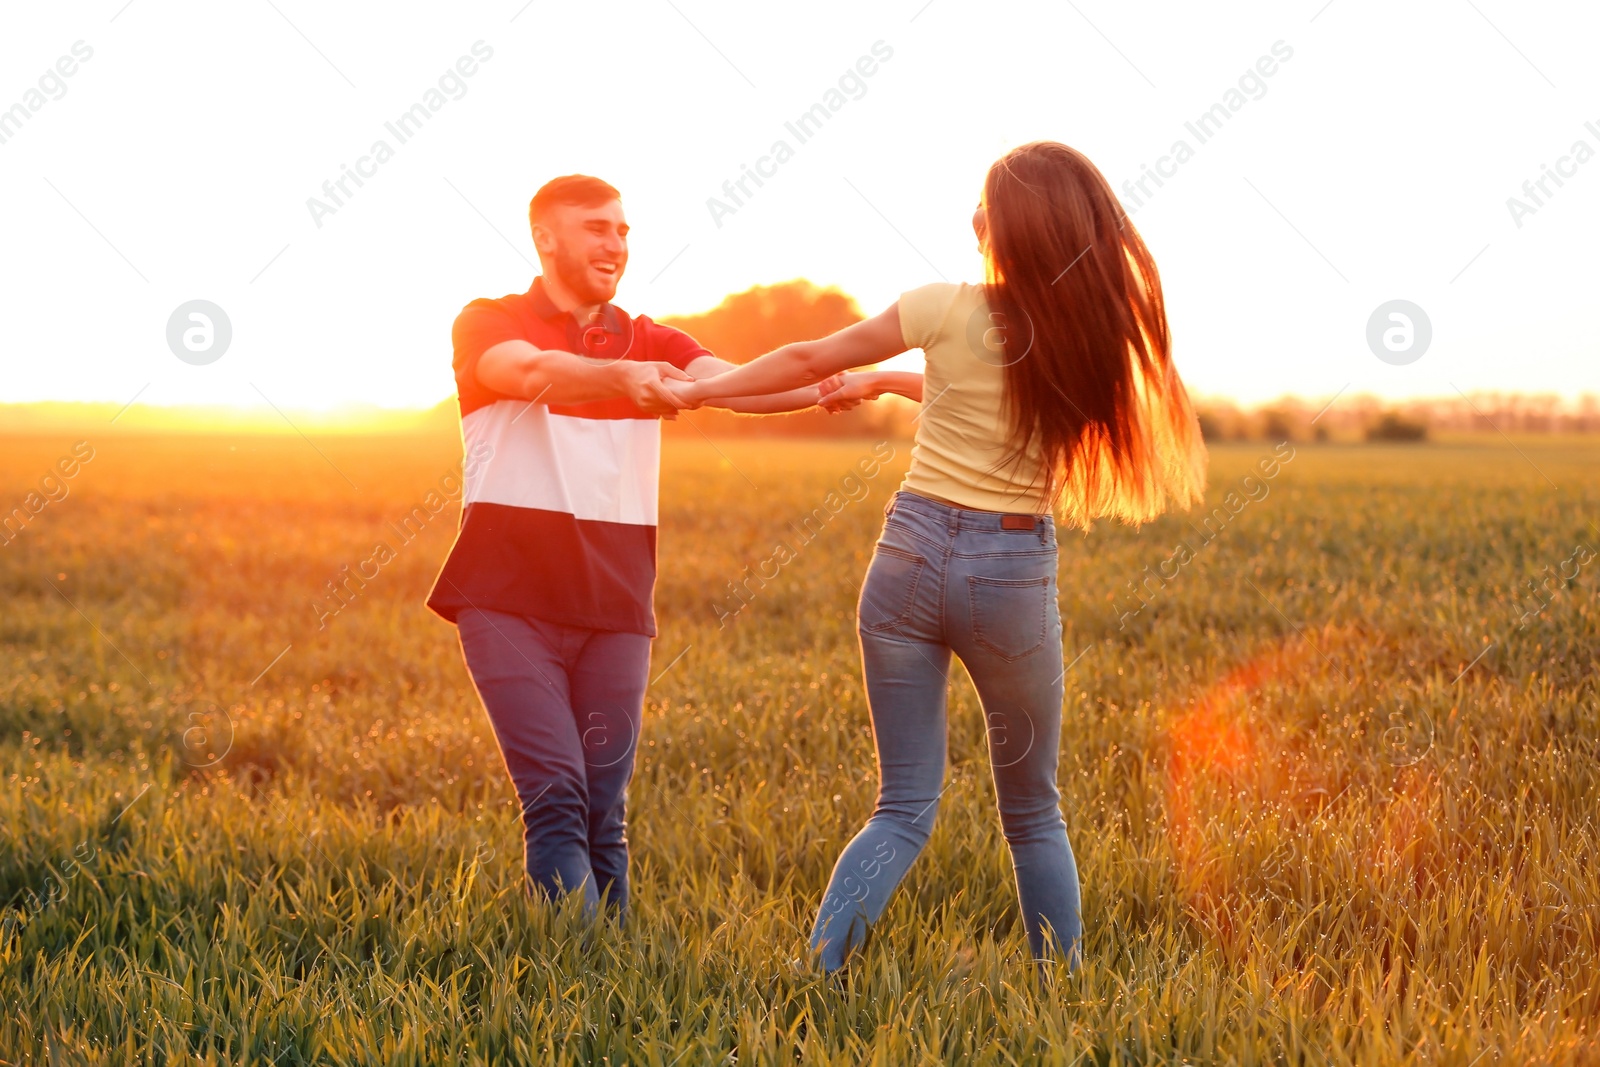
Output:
top-left (1, 429), bottom-right (1598, 1065)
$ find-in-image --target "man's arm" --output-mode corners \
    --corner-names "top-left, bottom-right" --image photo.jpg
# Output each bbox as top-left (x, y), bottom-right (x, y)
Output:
top-left (678, 356), bottom-right (840, 414)
top-left (476, 340), bottom-right (692, 414)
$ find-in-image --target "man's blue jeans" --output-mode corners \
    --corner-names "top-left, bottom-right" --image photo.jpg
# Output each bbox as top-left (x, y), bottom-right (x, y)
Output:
top-left (456, 608), bottom-right (649, 915)
top-left (810, 490), bottom-right (1083, 970)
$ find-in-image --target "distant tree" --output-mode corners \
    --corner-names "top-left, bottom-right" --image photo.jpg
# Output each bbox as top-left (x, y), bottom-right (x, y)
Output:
top-left (659, 280), bottom-right (913, 439)
top-left (1366, 411), bottom-right (1429, 442)
top-left (658, 280), bottom-right (865, 362)
top-left (1579, 393), bottom-right (1600, 433)
top-left (1194, 401), bottom-right (1248, 441)
top-left (1260, 407), bottom-right (1298, 443)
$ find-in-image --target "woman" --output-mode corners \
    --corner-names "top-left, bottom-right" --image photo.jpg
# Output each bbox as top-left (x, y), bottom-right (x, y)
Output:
top-left (680, 141), bottom-right (1207, 971)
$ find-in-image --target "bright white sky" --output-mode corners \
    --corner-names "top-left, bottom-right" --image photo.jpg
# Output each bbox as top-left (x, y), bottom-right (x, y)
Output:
top-left (2, 0), bottom-right (1596, 411)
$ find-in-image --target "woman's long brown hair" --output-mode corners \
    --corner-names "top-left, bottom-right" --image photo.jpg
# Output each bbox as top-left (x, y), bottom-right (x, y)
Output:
top-left (982, 141), bottom-right (1206, 526)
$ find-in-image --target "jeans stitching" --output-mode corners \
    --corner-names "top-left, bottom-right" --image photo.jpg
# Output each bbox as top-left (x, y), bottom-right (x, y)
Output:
top-left (860, 545), bottom-right (926, 633)
top-left (882, 518), bottom-right (948, 558)
top-left (967, 575), bottom-right (1050, 661)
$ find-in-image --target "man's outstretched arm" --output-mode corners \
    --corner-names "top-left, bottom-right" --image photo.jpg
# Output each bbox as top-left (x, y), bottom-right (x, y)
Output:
top-left (476, 339), bottom-right (691, 415)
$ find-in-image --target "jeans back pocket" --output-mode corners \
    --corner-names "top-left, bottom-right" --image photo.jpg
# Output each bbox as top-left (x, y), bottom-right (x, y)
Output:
top-left (967, 575), bottom-right (1049, 661)
top-left (859, 544), bottom-right (925, 634)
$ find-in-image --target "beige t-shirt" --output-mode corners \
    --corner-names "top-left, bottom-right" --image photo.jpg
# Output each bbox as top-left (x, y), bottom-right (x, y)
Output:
top-left (897, 282), bottom-right (1051, 514)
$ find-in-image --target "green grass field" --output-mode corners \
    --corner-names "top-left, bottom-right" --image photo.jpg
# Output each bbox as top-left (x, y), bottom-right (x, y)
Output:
top-left (2, 432), bottom-right (1597, 1065)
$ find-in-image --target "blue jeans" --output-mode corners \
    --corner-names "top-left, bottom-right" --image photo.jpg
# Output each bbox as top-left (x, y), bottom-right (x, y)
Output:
top-left (456, 608), bottom-right (649, 916)
top-left (810, 491), bottom-right (1082, 969)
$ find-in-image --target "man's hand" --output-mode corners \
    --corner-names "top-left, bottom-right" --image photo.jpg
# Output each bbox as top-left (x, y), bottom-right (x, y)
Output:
top-left (660, 375), bottom-right (705, 414)
top-left (618, 362), bottom-right (696, 416)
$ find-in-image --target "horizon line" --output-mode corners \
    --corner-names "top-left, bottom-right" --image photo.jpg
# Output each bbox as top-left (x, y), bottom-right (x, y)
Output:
top-left (4, 386), bottom-right (1598, 416)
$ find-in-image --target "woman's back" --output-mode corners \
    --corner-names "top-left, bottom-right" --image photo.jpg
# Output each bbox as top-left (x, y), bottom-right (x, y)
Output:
top-left (898, 281), bottom-right (1052, 514)
top-left (681, 139), bottom-right (1209, 973)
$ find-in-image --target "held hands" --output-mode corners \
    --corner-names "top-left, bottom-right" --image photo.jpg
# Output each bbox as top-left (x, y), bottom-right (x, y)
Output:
top-left (660, 374), bottom-right (704, 415)
top-left (640, 369), bottom-right (874, 414)
top-left (622, 362), bottom-right (699, 417)
top-left (816, 371), bottom-right (881, 413)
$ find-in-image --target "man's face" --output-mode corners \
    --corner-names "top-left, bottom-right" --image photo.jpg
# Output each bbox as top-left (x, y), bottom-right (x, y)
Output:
top-left (535, 199), bottom-right (629, 304)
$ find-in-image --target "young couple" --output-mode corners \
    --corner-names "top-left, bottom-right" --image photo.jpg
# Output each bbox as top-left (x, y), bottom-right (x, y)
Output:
top-left (425, 141), bottom-right (1207, 972)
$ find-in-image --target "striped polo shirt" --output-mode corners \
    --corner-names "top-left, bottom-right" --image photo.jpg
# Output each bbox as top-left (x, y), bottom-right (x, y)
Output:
top-left (426, 277), bottom-right (710, 635)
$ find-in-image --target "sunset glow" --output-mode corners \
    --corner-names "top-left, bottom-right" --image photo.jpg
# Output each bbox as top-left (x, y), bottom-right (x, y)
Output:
top-left (4, 3), bottom-right (1597, 416)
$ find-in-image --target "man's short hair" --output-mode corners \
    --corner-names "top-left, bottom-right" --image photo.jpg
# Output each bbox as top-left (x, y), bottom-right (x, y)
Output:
top-left (529, 174), bottom-right (621, 228)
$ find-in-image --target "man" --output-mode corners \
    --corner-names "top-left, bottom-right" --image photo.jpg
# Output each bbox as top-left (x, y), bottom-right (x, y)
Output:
top-left (426, 174), bottom-right (831, 917)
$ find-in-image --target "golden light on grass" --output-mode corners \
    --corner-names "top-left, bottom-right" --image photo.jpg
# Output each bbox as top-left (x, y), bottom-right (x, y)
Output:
top-left (1162, 650), bottom-right (1275, 929)
top-left (2, 434), bottom-right (1597, 1062)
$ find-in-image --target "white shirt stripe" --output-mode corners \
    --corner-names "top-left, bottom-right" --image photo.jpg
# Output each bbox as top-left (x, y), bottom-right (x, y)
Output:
top-left (462, 400), bottom-right (660, 526)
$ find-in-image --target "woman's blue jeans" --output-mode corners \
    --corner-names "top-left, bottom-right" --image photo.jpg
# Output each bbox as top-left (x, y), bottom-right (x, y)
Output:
top-left (810, 490), bottom-right (1082, 970)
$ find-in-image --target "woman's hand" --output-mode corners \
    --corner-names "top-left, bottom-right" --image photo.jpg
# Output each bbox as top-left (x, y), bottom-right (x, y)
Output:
top-left (817, 372), bottom-right (883, 413)
top-left (814, 373), bottom-right (847, 406)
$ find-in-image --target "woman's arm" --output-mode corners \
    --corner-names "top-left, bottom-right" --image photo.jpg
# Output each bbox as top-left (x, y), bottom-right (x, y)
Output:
top-left (679, 356), bottom-right (843, 414)
top-left (680, 303), bottom-right (909, 405)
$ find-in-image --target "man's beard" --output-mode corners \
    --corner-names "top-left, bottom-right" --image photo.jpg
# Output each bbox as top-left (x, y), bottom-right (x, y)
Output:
top-left (552, 247), bottom-right (620, 305)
